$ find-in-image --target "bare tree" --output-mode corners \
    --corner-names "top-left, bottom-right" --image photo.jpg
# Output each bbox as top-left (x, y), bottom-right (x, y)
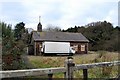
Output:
top-left (44, 24), bottom-right (61, 32)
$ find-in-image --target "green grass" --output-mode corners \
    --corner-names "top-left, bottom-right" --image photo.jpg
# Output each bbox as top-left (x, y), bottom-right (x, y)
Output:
top-left (27, 51), bottom-right (119, 78)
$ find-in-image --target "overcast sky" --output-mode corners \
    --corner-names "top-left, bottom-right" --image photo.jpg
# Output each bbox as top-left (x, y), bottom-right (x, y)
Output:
top-left (0, 0), bottom-right (119, 30)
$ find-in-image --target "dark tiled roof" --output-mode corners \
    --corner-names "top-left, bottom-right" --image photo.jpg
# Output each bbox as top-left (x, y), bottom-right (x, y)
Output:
top-left (32, 31), bottom-right (89, 42)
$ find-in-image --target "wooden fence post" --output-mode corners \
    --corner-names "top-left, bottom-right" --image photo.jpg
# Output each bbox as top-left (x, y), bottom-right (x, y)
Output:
top-left (64, 57), bottom-right (75, 80)
top-left (83, 69), bottom-right (88, 80)
top-left (48, 74), bottom-right (53, 80)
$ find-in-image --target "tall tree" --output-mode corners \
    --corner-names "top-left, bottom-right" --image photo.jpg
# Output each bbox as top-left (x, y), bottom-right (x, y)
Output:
top-left (63, 21), bottom-right (119, 51)
top-left (1, 22), bottom-right (31, 70)
top-left (14, 22), bottom-right (25, 40)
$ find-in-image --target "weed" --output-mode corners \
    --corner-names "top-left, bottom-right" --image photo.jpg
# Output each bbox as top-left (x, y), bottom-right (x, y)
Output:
top-left (28, 51), bottom-right (118, 78)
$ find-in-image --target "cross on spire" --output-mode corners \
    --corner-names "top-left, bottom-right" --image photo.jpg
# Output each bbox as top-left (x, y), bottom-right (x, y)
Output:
top-left (39, 16), bottom-right (41, 23)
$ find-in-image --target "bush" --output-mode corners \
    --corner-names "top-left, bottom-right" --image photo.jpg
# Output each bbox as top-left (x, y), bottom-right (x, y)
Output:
top-left (1, 22), bottom-right (31, 70)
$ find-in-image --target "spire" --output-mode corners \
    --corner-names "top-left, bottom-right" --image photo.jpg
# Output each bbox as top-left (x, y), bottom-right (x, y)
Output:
top-left (37, 16), bottom-right (42, 32)
top-left (39, 16), bottom-right (41, 23)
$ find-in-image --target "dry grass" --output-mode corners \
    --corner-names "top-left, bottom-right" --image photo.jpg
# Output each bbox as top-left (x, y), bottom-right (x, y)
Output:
top-left (28, 56), bottom-right (66, 68)
top-left (28, 51), bottom-right (118, 68)
top-left (27, 51), bottom-right (119, 78)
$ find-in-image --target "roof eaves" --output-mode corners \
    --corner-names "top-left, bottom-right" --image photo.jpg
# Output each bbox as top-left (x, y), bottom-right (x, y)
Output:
top-left (34, 39), bottom-right (89, 42)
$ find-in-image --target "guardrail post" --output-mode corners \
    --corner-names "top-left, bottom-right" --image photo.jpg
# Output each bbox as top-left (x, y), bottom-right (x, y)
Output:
top-left (64, 57), bottom-right (75, 80)
top-left (83, 69), bottom-right (88, 80)
top-left (48, 74), bottom-right (53, 80)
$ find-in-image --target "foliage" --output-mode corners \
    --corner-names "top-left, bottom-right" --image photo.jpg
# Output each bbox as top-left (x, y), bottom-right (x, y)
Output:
top-left (24, 29), bottom-right (33, 44)
top-left (2, 22), bottom-right (14, 55)
top-left (63, 25), bottom-right (78, 32)
top-left (63, 21), bottom-right (120, 51)
top-left (44, 24), bottom-right (61, 32)
top-left (14, 22), bottom-right (25, 40)
top-left (1, 22), bottom-right (31, 70)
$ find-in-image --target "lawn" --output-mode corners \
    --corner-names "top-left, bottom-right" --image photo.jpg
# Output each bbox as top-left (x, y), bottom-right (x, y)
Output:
top-left (27, 51), bottom-right (119, 78)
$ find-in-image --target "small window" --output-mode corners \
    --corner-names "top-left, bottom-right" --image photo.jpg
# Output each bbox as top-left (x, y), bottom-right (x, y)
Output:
top-left (71, 45), bottom-right (78, 51)
top-left (81, 45), bottom-right (85, 51)
top-left (74, 45), bottom-right (78, 51)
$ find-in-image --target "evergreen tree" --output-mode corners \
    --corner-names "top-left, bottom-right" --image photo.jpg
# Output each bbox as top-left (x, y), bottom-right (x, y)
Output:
top-left (14, 22), bottom-right (25, 40)
top-left (1, 22), bottom-right (31, 70)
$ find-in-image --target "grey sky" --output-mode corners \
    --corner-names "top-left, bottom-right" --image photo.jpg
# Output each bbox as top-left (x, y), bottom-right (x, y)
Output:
top-left (0, 0), bottom-right (119, 30)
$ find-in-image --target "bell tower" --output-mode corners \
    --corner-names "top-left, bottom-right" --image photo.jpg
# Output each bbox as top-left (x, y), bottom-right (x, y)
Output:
top-left (37, 16), bottom-right (42, 32)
